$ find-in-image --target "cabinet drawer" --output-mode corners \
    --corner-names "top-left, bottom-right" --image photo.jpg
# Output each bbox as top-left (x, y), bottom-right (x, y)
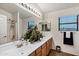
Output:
top-left (29, 51), bottom-right (36, 56)
top-left (36, 47), bottom-right (42, 54)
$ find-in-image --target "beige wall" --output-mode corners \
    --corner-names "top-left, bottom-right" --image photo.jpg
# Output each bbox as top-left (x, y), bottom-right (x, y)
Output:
top-left (45, 7), bottom-right (79, 55)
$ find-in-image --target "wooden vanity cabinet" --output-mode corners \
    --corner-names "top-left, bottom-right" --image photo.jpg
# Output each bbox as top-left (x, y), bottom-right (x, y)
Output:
top-left (46, 40), bottom-right (50, 55)
top-left (42, 42), bottom-right (47, 56)
top-left (29, 38), bottom-right (52, 56)
top-left (49, 38), bottom-right (52, 50)
top-left (46, 38), bottom-right (52, 55)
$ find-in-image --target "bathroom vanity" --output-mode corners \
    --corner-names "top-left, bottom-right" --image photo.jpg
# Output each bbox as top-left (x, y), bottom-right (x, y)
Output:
top-left (29, 37), bottom-right (52, 56)
top-left (0, 34), bottom-right (53, 56)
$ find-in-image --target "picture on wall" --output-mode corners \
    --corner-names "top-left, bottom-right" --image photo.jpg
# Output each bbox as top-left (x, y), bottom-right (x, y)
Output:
top-left (39, 21), bottom-right (51, 31)
top-left (28, 20), bottom-right (36, 29)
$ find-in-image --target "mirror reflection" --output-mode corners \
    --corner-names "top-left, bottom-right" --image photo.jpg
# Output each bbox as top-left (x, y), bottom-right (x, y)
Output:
top-left (0, 15), bottom-right (16, 45)
top-left (39, 21), bottom-right (51, 31)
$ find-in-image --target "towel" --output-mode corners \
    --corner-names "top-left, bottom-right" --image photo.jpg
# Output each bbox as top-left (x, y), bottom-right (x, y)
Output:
top-left (66, 32), bottom-right (70, 38)
top-left (63, 32), bottom-right (73, 45)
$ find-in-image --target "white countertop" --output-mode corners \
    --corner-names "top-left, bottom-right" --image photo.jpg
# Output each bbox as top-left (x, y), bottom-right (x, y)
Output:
top-left (0, 34), bottom-right (52, 56)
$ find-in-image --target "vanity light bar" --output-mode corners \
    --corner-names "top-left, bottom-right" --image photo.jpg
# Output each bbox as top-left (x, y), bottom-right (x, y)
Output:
top-left (19, 3), bottom-right (41, 17)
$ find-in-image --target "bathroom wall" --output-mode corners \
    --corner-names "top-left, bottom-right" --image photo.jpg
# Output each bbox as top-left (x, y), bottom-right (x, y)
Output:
top-left (45, 7), bottom-right (79, 55)
top-left (0, 8), bottom-right (14, 44)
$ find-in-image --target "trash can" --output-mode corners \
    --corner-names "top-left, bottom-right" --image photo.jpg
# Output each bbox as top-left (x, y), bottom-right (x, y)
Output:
top-left (56, 45), bottom-right (61, 52)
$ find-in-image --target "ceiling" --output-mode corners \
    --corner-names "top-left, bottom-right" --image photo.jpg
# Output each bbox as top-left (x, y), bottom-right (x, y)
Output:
top-left (36, 3), bottom-right (79, 13)
top-left (0, 3), bottom-right (79, 17)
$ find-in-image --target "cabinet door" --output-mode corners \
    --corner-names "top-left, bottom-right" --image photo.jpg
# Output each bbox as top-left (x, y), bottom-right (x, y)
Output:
top-left (46, 41), bottom-right (50, 55)
top-left (42, 47), bottom-right (47, 56)
top-left (42, 43), bottom-right (47, 56)
top-left (49, 38), bottom-right (52, 49)
top-left (46, 38), bottom-right (52, 55)
top-left (36, 47), bottom-right (42, 56)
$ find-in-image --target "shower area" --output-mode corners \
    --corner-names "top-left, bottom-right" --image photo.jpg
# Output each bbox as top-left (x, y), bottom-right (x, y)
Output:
top-left (8, 18), bottom-right (16, 42)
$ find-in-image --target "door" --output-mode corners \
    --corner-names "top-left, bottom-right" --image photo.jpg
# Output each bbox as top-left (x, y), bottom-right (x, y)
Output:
top-left (0, 15), bottom-right (7, 44)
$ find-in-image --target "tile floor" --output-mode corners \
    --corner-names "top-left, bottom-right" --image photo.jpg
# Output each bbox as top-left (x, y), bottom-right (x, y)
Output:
top-left (48, 49), bottom-right (75, 56)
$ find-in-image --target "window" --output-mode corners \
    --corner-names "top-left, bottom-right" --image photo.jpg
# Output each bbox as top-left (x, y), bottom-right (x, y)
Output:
top-left (59, 16), bottom-right (78, 31)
